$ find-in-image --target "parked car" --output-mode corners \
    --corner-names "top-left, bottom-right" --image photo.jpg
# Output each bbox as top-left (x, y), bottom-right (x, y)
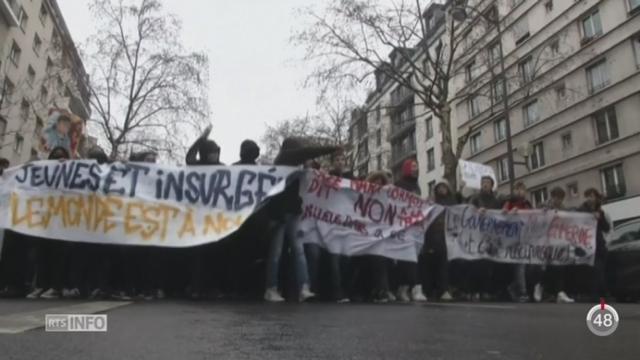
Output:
top-left (607, 219), bottom-right (640, 301)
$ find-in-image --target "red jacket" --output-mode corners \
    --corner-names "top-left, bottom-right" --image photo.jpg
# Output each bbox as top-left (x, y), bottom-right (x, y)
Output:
top-left (503, 197), bottom-right (532, 211)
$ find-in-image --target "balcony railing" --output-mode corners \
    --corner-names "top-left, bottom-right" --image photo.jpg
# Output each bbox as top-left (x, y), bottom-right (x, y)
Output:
top-left (390, 86), bottom-right (414, 107)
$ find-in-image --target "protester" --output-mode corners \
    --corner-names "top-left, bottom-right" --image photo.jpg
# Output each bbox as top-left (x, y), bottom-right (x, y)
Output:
top-left (0, 157), bottom-right (9, 175)
top-left (27, 147), bottom-right (72, 299)
top-left (234, 140), bottom-right (260, 165)
top-left (503, 181), bottom-right (532, 303)
top-left (533, 187), bottom-right (575, 303)
top-left (186, 125), bottom-right (222, 165)
top-left (465, 176), bottom-right (502, 301)
top-left (393, 159), bottom-right (426, 302)
top-left (263, 137), bottom-right (340, 302)
top-left (424, 180), bottom-right (456, 301)
top-left (578, 188), bottom-right (611, 301)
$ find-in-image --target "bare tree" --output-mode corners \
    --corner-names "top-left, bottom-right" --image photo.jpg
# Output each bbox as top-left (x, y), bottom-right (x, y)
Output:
top-left (84, 0), bottom-right (210, 160)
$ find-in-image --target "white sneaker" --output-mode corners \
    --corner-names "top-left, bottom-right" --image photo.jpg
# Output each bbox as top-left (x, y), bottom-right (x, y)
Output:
top-left (397, 286), bottom-right (410, 303)
top-left (411, 285), bottom-right (427, 302)
top-left (65, 288), bottom-right (81, 299)
top-left (556, 291), bottom-right (575, 304)
top-left (156, 289), bottom-right (166, 300)
top-left (440, 291), bottom-right (453, 302)
top-left (336, 298), bottom-right (350, 304)
top-left (387, 291), bottom-right (396, 302)
top-left (26, 288), bottom-right (44, 299)
top-left (534, 283), bottom-right (543, 303)
top-left (299, 284), bottom-right (316, 302)
top-left (41, 288), bottom-right (60, 299)
top-left (264, 287), bottom-right (285, 302)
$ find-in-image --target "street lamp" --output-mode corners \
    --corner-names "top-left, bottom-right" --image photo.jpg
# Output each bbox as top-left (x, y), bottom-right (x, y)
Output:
top-left (451, 0), bottom-right (517, 196)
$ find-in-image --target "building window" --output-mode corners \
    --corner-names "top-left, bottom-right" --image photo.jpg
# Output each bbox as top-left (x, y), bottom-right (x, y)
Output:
top-left (519, 56), bottom-right (533, 83)
top-left (567, 182), bottom-right (579, 198)
top-left (465, 60), bottom-right (477, 83)
top-left (468, 95), bottom-right (480, 118)
top-left (39, 3), bottom-right (49, 25)
top-left (523, 100), bottom-right (540, 127)
top-left (27, 66), bottom-right (36, 87)
top-left (513, 17), bottom-right (530, 46)
top-left (561, 132), bottom-right (572, 150)
top-left (3, 77), bottom-right (15, 103)
top-left (46, 57), bottom-right (54, 73)
top-left (601, 164), bottom-right (626, 199)
top-left (376, 129), bottom-right (382, 147)
top-left (497, 157), bottom-right (510, 182)
top-left (39, 86), bottom-right (48, 103)
top-left (428, 180), bottom-right (436, 197)
top-left (469, 132), bottom-right (482, 154)
top-left (376, 154), bottom-right (382, 170)
top-left (9, 41), bottom-right (21, 67)
top-left (35, 116), bottom-right (44, 137)
top-left (544, 0), bottom-right (553, 12)
top-left (18, 6), bottom-right (28, 32)
top-left (633, 37), bottom-right (640, 68)
top-left (555, 83), bottom-right (566, 99)
top-left (376, 105), bottom-right (381, 123)
top-left (488, 41), bottom-right (501, 66)
top-left (14, 134), bottom-right (24, 154)
top-left (530, 141), bottom-right (545, 170)
top-left (594, 107), bottom-right (619, 144)
top-left (492, 77), bottom-right (505, 103)
top-left (426, 148), bottom-right (435, 172)
top-left (57, 76), bottom-right (65, 94)
top-left (630, 0), bottom-right (640, 12)
top-left (494, 118), bottom-right (506, 142)
top-left (586, 60), bottom-right (609, 93)
top-left (20, 99), bottom-right (30, 120)
top-left (548, 38), bottom-right (560, 55)
top-left (425, 116), bottom-right (433, 140)
top-left (0, 117), bottom-right (6, 142)
top-left (33, 33), bottom-right (42, 56)
top-left (581, 9), bottom-right (603, 42)
top-left (531, 188), bottom-right (548, 208)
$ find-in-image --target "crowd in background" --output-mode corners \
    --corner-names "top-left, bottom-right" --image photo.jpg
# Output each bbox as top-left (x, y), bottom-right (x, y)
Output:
top-left (0, 132), bottom-right (613, 304)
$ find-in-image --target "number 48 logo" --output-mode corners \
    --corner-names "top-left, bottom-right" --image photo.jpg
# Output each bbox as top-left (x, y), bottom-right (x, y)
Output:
top-left (586, 303), bottom-right (619, 336)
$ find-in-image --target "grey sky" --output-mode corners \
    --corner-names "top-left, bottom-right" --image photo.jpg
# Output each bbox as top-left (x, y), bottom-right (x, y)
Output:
top-left (58, 0), bottom-right (324, 164)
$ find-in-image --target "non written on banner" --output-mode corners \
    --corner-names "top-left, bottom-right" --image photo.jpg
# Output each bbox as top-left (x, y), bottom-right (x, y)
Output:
top-left (0, 160), bottom-right (299, 247)
top-left (298, 170), bottom-right (443, 262)
top-left (445, 205), bottom-right (597, 266)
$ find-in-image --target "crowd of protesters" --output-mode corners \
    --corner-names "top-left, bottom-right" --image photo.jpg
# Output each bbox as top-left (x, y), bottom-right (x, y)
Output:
top-left (0, 132), bottom-right (614, 304)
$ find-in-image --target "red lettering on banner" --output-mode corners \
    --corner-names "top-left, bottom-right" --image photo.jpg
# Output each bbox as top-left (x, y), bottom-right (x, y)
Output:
top-left (547, 216), bottom-right (593, 247)
top-left (350, 180), bottom-right (382, 195)
top-left (306, 172), bottom-right (342, 199)
top-left (353, 194), bottom-right (397, 226)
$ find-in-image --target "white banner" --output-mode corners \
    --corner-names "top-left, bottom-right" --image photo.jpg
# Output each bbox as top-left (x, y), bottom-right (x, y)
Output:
top-left (458, 159), bottom-right (496, 190)
top-left (445, 205), bottom-right (598, 265)
top-left (298, 171), bottom-right (444, 262)
top-left (0, 161), bottom-right (298, 247)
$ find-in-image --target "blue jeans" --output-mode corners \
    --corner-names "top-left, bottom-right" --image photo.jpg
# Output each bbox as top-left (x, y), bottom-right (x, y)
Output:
top-left (266, 215), bottom-right (309, 290)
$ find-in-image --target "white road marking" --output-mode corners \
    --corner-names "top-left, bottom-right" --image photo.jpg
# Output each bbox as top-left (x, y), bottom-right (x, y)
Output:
top-left (0, 301), bottom-right (131, 334)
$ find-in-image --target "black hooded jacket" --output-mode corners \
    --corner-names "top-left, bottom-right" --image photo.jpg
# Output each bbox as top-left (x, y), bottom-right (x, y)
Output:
top-left (425, 182), bottom-right (458, 250)
top-left (234, 140), bottom-right (260, 165)
top-left (186, 138), bottom-right (222, 165)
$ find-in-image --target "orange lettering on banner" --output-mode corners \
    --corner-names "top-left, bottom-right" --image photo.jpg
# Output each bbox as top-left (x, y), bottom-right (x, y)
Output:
top-left (179, 210), bottom-right (196, 238)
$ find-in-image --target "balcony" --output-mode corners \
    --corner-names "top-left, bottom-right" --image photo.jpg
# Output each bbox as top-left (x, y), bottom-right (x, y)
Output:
top-left (390, 86), bottom-right (414, 107)
top-left (0, 0), bottom-right (19, 26)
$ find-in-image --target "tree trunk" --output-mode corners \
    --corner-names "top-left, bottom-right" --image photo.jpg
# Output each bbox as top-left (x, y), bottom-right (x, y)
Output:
top-left (439, 106), bottom-right (458, 191)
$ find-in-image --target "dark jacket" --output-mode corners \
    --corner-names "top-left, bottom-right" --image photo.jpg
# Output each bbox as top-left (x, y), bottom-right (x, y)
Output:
top-left (268, 138), bottom-right (340, 219)
top-left (233, 140), bottom-right (260, 165)
top-left (394, 159), bottom-right (421, 196)
top-left (425, 182), bottom-right (458, 251)
top-left (186, 138), bottom-right (222, 165)
top-left (469, 191), bottom-right (502, 210)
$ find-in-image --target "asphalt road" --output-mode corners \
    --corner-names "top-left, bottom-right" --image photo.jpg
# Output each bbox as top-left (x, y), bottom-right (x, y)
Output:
top-left (0, 299), bottom-right (638, 360)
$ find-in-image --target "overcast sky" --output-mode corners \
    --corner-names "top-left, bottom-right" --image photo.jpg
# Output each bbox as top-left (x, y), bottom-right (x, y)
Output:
top-left (58, 0), bottom-right (327, 164)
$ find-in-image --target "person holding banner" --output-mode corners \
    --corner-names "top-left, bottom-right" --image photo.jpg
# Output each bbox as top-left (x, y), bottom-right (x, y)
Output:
top-left (578, 188), bottom-right (611, 301)
top-left (264, 137), bottom-right (340, 302)
top-left (424, 181), bottom-right (457, 301)
top-left (393, 159), bottom-right (427, 302)
top-left (503, 182), bottom-right (533, 303)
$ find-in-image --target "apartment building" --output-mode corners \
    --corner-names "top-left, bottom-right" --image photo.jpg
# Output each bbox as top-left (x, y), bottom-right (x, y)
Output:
top-left (348, 2), bottom-right (450, 196)
top-left (453, 0), bottom-right (640, 213)
top-left (0, 0), bottom-right (90, 165)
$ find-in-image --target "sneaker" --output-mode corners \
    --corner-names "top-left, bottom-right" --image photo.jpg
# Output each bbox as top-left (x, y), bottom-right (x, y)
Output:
top-left (336, 298), bottom-right (350, 304)
top-left (411, 285), bottom-right (427, 302)
top-left (440, 291), bottom-right (453, 302)
top-left (26, 288), bottom-right (45, 299)
top-left (386, 291), bottom-right (396, 302)
top-left (264, 287), bottom-right (285, 302)
top-left (472, 293), bottom-right (481, 302)
top-left (516, 295), bottom-right (530, 303)
top-left (299, 284), bottom-right (316, 302)
top-left (556, 291), bottom-right (575, 304)
top-left (533, 283), bottom-right (543, 303)
top-left (40, 288), bottom-right (61, 299)
top-left (156, 289), bottom-right (166, 300)
top-left (111, 291), bottom-right (132, 301)
top-left (89, 288), bottom-right (107, 300)
top-left (397, 286), bottom-right (410, 303)
top-left (65, 288), bottom-right (81, 299)
top-left (142, 292), bottom-right (155, 301)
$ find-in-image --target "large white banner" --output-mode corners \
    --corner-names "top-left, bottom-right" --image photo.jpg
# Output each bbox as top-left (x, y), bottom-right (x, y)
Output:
top-left (298, 171), bottom-right (444, 262)
top-left (0, 161), bottom-right (298, 247)
top-left (445, 205), bottom-right (598, 265)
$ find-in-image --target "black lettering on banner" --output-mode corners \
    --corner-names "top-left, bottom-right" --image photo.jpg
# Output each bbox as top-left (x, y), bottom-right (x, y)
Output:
top-left (164, 171), bottom-right (185, 202)
top-left (213, 169), bottom-right (233, 210)
top-left (255, 172), bottom-right (277, 204)
top-left (125, 164), bottom-right (149, 197)
top-left (185, 171), bottom-right (203, 203)
top-left (234, 170), bottom-right (256, 211)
